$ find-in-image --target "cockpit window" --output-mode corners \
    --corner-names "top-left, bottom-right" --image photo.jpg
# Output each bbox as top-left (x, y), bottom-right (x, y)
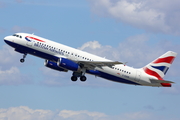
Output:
top-left (12, 34), bottom-right (22, 38)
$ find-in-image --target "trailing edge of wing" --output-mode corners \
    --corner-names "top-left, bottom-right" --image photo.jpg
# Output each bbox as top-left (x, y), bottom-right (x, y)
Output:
top-left (150, 79), bottom-right (174, 84)
top-left (77, 61), bottom-right (123, 69)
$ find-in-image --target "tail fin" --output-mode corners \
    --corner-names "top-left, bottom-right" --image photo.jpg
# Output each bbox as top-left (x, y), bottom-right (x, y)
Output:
top-left (143, 51), bottom-right (177, 86)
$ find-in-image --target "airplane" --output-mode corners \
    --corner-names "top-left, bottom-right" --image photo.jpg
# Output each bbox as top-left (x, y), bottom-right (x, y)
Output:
top-left (4, 33), bottom-right (177, 87)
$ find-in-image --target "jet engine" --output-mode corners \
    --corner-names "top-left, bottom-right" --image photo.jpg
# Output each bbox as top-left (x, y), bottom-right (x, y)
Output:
top-left (44, 60), bottom-right (68, 72)
top-left (57, 58), bottom-right (80, 72)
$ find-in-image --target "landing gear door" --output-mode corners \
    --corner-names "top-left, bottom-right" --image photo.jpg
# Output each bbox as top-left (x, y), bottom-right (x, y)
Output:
top-left (135, 70), bottom-right (141, 82)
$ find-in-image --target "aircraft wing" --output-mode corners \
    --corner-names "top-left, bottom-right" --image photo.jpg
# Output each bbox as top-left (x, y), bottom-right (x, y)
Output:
top-left (76, 60), bottom-right (123, 70)
top-left (149, 79), bottom-right (174, 84)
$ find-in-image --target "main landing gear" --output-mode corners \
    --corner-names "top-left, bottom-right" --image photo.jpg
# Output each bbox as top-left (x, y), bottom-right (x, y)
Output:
top-left (71, 75), bottom-right (87, 82)
top-left (71, 68), bottom-right (87, 82)
top-left (20, 53), bottom-right (27, 63)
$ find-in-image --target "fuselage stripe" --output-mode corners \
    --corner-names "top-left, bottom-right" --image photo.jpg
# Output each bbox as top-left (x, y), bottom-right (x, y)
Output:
top-left (26, 36), bottom-right (45, 42)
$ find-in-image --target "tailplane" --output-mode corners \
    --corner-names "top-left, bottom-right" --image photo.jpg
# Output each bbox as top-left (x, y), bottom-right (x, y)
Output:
top-left (143, 51), bottom-right (177, 87)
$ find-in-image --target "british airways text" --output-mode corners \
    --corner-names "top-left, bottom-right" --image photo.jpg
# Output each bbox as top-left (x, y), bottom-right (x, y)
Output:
top-left (34, 42), bottom-right (64, 55)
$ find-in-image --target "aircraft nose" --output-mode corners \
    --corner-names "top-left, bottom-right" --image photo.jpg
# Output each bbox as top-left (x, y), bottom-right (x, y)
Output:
top-left (4, 36), bottom-right (9, 43)
top-left (4, 36), bottom-right (9, 41)
top-left (4, 36), bottom-right (14, 45)
top-left (4, 36), bottom-right (12, 42)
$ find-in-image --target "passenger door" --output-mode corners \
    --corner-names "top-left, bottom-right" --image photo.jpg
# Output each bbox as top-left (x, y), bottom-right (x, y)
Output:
top-left (135, 70), bottom-right (141, 82)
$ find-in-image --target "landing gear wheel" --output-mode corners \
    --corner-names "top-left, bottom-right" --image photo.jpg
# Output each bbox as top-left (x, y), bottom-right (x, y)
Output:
top-left (20, 53), bottom-right (27, 63)
top-left (71, 76), bottom-right (78, 82)
top-left (80, 76), bottom-right (87, 82)
top-left (20, 59), bottom-right (25, 63)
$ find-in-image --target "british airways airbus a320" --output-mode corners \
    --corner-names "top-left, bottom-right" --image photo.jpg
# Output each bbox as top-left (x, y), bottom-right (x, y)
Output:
top-left (4, 33), bottom-right (177, 87)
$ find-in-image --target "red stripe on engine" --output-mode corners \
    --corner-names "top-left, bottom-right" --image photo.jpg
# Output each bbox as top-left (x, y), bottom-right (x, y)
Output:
top-left (153, 56), bottom-right (175, 64)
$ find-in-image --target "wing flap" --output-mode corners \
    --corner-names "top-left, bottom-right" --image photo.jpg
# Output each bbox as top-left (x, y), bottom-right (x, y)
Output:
top-left (77, 61), bottom-right (123, 69)
top-left (81, 61), bottom-right (122, 66)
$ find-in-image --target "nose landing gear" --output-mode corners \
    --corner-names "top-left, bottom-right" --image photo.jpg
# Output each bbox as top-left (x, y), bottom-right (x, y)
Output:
top-left (20, 53), bottom-right (27, 63)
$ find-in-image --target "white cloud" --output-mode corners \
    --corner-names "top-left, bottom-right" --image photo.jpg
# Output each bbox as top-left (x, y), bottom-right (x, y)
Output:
top-left (0, 66), bottom-right (31, 85)
top-left (0, 106), bottom-right (107, 120)
top-left (39, 67), bottom-right (73, 87)
top-left (0, 45), bottom-right (33, 85)
top-left (0, 106), bottom-right (54, 120)
top-left (88, 0), bottom-right (180, 35)
top-left (59, 110), bottom-right (107, 120)
top-left (78, 41), bottom-right (102, 50)
top-left (79, 34), bottom-right (179, 71)
top-left (78, 41), bottom-right (115, 60)
top-left (0, 106), bottom-right (179, 120)
top-left (79, 35), bottom-right (166, 67)
top-left (0, 45), bottom-right (21, 66)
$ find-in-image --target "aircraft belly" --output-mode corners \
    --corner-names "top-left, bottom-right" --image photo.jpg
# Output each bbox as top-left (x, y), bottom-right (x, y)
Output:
top-left (87, 67), bottom-right (140, 85)
top-left (98, 71), bottom-right (140, 85)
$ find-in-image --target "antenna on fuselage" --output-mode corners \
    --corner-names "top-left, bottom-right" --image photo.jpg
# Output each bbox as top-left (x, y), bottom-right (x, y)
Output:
top-left (124, 62), bottom-right (128, 66)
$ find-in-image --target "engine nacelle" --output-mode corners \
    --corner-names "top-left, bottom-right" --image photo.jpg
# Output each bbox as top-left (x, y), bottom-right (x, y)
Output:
top-left (44, 60), bottom-right (68, 72)
top-left (57, 58), bottom-right (80, 71)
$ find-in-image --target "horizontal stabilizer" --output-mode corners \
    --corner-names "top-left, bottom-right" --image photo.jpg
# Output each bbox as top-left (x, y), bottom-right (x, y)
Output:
top-left (150, 79), bottom-right (174, 84)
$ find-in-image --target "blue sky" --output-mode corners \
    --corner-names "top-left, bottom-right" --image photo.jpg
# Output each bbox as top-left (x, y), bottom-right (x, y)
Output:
top-left (0, 0), bottom-right (180, 120)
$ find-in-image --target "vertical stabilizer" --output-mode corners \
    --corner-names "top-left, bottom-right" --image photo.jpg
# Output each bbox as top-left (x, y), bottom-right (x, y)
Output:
top-left (143, 51), bottom-right (177, 80)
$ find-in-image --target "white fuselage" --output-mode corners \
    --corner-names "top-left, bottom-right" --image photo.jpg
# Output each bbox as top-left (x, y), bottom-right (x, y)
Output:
top-left (4, 33), bottom-right (170, 87)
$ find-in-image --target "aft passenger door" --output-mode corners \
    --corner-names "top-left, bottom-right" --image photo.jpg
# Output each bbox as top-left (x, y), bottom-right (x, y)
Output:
top-left (135, 70), bottom-right (141, 82)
